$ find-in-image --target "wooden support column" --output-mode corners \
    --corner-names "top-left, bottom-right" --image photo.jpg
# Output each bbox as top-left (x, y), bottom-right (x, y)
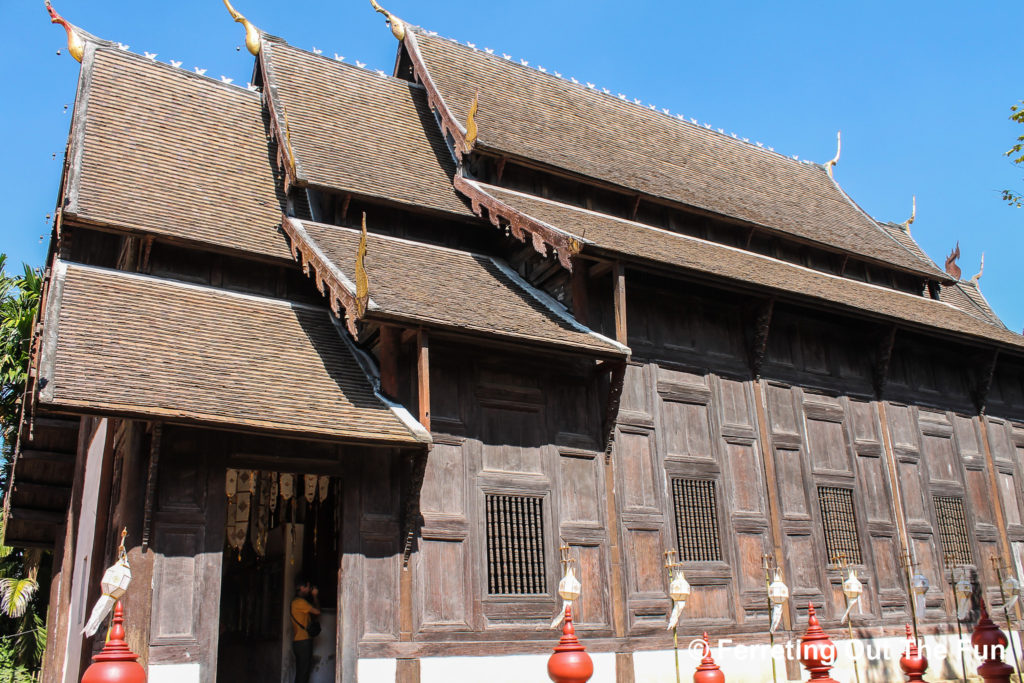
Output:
top-left (378, 325), bottom-right (401, 400)
top-left (613, 262), bottom-right (627, 346)
top-left (877, 401), bottom-right (915, 609)
top-left (416, 329), bottom-right (430, 432)
top-left (570, 258), bottom-right (589, 326)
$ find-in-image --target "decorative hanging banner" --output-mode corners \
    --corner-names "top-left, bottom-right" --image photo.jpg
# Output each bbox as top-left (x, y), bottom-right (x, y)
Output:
top-left (840, 568), bottom-right (864, 624)
top-left (666, 567), bottom-right (691, 631)
top-left (269, 472), bottom-right (279, 514)
top-left (279, 473), bottom-right (294, 501)
top-left (318, 475), bottom-right (330, 503)
top-left (226, 468), bottom-right (238, 498)
top-left (768, 571), bottom-right (789, 633)
top-left (251, 471), bottom-right (271, 558)
top-left (912, 574), bottom-right (929, 621)
top-left (237, 469), bottom-right (255, 494)
top-left (955, 568), bottom-right (973, 620)
top-left (304, 474), bottom-right (318, 504)
top-left (551, 566), bottom-right (582, 629)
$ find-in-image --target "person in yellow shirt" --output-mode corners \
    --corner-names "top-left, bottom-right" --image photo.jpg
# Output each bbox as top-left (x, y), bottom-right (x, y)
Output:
top-left (290, 573), bottom-right (321, 683)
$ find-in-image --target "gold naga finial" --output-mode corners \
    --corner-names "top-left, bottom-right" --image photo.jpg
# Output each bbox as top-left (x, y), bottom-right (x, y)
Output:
top-left (463, 91), bottom-right (480, 153)
top-left (901, 195), bottom-right (916, 233)
top-left (369, 0), bottom-right (406, 41)
top-left (970, 252), bottom-right (984, 286)
top-left (825, 131), bottom-right (841, 178)
top-left (354, 213), bottom-right (370, 319)
top-left (223, 0), bottom-right (261, 56)
top-left (45, 1), bottom-right (86, 62)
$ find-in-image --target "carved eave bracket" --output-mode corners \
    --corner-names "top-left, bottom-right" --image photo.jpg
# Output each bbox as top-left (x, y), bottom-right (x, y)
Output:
top-left (872, 325), bottom-right (898, 398)
top-left (600, 361), bottom-right (627, 463)
top-left (746, 298), bottom-right (775, 379)
top-left (402, 29), bottom-right (475, 164)
top-left (972, 348), bottom-right (1000, 415)
top-left (454, 176), bottom-right (582, 270)
top-left (259, 43), bottom-right (300, 192)
top-left (281, 216), bottom-right (370, 337)
top-left (401, 449), bottom-right (429, 566)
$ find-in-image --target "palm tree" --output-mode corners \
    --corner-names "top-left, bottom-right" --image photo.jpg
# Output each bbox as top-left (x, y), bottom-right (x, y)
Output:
top-left (0, 255), bottom-right (46, 677)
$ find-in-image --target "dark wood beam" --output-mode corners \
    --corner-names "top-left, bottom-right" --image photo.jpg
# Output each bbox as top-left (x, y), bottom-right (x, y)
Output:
top-left (378, 325), bottom-right (401, 400)
top-left (8, 508), bottom-right (65, 526)
top-left (570, 257), bottom-right (589, 326)
top-left (141, 422), bottom-right (162, 552)
top-left (613, 262), bottom-right (627, 345)
top-left (17, 449), bottom-right (74, 464)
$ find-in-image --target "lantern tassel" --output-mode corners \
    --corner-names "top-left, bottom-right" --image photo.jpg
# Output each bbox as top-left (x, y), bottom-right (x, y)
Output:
top-left (83, 594), bottom-right (116, 637)
top-left (840, 595), bottom-right (860, 624)
top-left (915, 591), bottom-right (926, 621)
top-left (551, 600), bottom-right (573, 629)
top-left (667, 600), bottom-right (685, 631)
top-left (770, 603), bottom-right (783, 633)
top-left (999, 594), bottom-right (1019, 615)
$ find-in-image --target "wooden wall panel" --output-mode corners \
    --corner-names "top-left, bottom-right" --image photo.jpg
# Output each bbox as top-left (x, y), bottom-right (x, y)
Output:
top-left (724, 441), bottom-right (764, 515)
top-left (571, 543), bottom-right (610, 628)
top-left (560, 455), bottom-right (602, 526)
top-left (617, 428), bottom-right (660, 514)
top-left (416, 539), bottom-right (469, 629)
top-left (420, 442), bottom-right (465, 517)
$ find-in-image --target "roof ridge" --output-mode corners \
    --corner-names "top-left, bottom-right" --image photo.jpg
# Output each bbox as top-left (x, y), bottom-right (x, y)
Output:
top-left (408, 24), bottom-right (821, 167)
top-left (270, 39), bottom-right (420, 87)
top-left (95, 42), bottom-right (263, 96)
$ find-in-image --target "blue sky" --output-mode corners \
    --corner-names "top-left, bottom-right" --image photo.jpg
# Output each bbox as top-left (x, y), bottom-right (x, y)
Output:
top-left (1, 0), bottom-right (1022, 332)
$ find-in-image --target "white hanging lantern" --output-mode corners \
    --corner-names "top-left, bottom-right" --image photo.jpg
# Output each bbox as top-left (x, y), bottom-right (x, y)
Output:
top-left (82, 534), bottom-right (132, 637)
top-left (666, 566), bottom-right (691, 631)
top-left (955, 568), bottom-right (973, 620)
top-left (912, 574), bottom-right (929, 621)
top-left (279, 473), bottom-right (294, 500)
top-left (768, 571), bottom-right (789, 633)
top-left (304, 474), bottom-right (318, 504)
top-left (840, 568), bottom-right (864, 624)
top-left (550, 566), bottom-right (582, 628)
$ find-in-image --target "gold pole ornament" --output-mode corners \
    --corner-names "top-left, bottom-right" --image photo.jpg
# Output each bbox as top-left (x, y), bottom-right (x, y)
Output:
top-left (463, 91), bottom-right (480, 153)
top-left (45, 1), bottom-right (86, 63)
top-left (223, 0), bottom-right (261, 56)
top-left (355, 213), bottom-right (370, 319)
top-left (369, 0), bottom-right (406, 41)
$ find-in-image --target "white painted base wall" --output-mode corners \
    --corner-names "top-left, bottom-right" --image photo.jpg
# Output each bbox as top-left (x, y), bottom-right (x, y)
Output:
top-left (148, 663), bottom-right (201, 683)
top-left (418, 652), bottom-right (616, 683)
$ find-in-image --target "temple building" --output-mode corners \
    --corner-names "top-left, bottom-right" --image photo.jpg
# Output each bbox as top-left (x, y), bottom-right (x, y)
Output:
top-left (7, 2), bottom-right (1024, 682)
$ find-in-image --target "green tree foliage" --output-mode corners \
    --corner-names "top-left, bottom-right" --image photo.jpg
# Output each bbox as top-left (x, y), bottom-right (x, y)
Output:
top-left (0, 255), bottom-right (46, 678)
top-left (1003, 101), bottom-right (1024, 208)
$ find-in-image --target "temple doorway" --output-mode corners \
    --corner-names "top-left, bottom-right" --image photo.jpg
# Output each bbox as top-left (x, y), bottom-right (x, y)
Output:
top-left (216, 470), bottom-right (341, 683)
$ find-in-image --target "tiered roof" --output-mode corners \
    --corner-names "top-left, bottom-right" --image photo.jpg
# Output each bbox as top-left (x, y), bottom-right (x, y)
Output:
top-left (403, 27), bottom-right (949, 281)
top-left (38, 261), bottom-right (429, 444)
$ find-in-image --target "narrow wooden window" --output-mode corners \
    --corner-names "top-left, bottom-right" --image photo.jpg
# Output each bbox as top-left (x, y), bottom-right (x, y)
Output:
top-left (485, 494), bottom-right (546, 595)
top-left (671, 478), bottom-right (722, 562)
top-left (934, 495), bottom-right (973, 567)
top-left (818, 486), bottom-right (862, 564)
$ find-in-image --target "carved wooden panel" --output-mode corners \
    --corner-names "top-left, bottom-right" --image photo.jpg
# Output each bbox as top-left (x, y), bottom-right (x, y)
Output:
top-left (362, 536), bottom-right (399, 639)
top-left (806, 417), bottom-right (851, 475)
top-left (775, 448), bottom-right (809, 519)
top-left (723, 442), bottom-right (764, 515)
top-left (559, 454), bottom-right (601, 527)
top-left (718, 378), bottom-right (753, 434)
top-left (766, 384), bottom-right (800, 437)
top-left (625, 527), bottom-right (665, 595)
top-left (887, 404), bottom-right (919, 452)
top-left (617, 428), bottom-right (660, 513)
top-left (571, 543), bottom-right (610, 628)
top-left (661, 400), bottom-right (712, 461)
top-left (855, 453), bottom-right (892, 524)
top-left (420, 441), bottom-right (465, 517)
top-left (150, 525), bottom-right (201, 641)
top-left (416, 539), bottom-right (470, 629)
top-left (921, 433), bottom-right (959, 486)
top-left (480, 406), bottom-right (543, 474)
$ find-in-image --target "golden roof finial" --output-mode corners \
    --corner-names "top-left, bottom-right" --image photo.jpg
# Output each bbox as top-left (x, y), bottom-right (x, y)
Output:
top-left (45, 1), bottom-right (86, 62)
top-left (463, 91), bottom-right (480, 153)
top-left (825, 130), bottom-right (841, 178)
top-left (369, 0), bottom-right (406, 41)
top-left (901, 195), bottom-right (916, 234)
top-left (223, 0), bottom-right (261, 56)
top-left (970, 252), bottom-right (984, 286)
top-left (355, 213), bottom-right (370, 319)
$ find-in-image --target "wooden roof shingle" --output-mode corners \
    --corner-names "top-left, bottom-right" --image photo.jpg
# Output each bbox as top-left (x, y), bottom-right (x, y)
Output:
top-left (408, 28), bottom-right (947, 281)
top-left (38, 261), bottom-right (429, 445)
top-left (471, 182), bottom-right (1024, 351)
top-left (66, 45), bottom-right (291, 261)
top-left (282, 217), bottom-right (627, 357)
top-left (261, 41), bottom-right (474, 218)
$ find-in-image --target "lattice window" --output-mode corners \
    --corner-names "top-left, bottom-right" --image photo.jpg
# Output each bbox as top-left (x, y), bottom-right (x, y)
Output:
top-left (485, 494), bottom-right (547, 595)
top-left (671, 478), bottom-right (722, 562)
top-left (934, 496), bottom-right (973, 567)
top-left (818, 486), bottom-right (862, 564)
